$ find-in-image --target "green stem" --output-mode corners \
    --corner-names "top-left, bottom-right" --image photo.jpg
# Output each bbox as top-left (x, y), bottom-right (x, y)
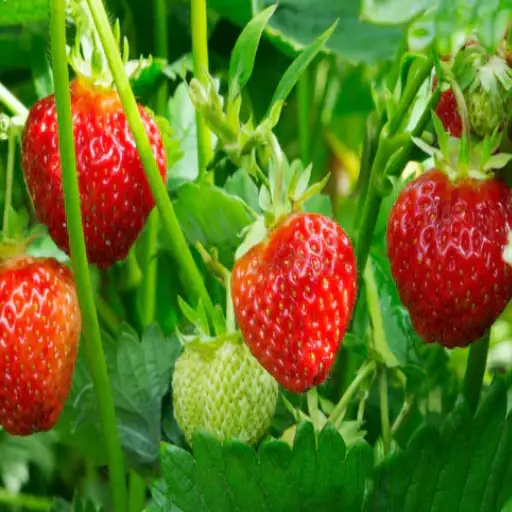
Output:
top-left (391, 396), bottom-right (413, 435)
top-left (462, 332), bottom-right (490, 415)
top-left (0, 489), bottom-right (52, 511)
top-left (387, 54), bottom-right (434, 136)
top-left (328, 360), bottom-right (376, 425)
top-left (2, 130), bottom-right (15, 238)
top-left (379, 368), bottom-right (391, 455)
top-left (0, 82), bottom-right (29, 119)
top-left (85, 0), bottom-right (215, 321)
top-left (128, 471), bottom-right (147, 512)
top-left (191, 0), bottom-right (213, 182)
top-left (50, 3), bottom-right (128, 512)
top-left (96, 295), bottom-right (122, 335)
top-left (140, 0), bottom-right (168, 329)
top-left (297, 70), bottom-right (311, 164)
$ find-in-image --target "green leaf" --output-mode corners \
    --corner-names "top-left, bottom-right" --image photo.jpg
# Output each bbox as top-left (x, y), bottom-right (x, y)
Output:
top-left (228, 5), bottom-right (277, 102)
top-left (154, 421), bottom-right (373, 511)
top-left (360, 0), bottom-right (429, 25)
top-left (253, 0), bottom-right (404, 64)
top-left (129, 57), bottom-right (167, 99)
top-left (224, 168), bottom-right (262, 213)
top-left (0, 0), bottom-right (50, 26)
top-left (268, 21), bottom-right (337, 112)
top-left (173, 183), bottom-right (254, 267)
top-left (365, 379), bottom-right (512, 511)
top-left (57, 326), bottom-right (180, 469)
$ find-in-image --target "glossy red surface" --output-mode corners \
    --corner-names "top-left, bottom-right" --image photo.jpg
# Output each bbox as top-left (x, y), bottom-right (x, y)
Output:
top-left (232, 213), bottom-right (357, 392)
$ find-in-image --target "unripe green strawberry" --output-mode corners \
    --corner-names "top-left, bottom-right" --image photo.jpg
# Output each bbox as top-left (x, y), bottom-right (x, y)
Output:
top-left (466, 84), bottom-right (506, 138)
top-left (172, 339), bottom-right (278, 445)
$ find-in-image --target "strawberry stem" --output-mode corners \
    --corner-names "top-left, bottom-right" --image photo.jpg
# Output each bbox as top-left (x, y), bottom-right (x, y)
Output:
top-left (128, 471), bottom-right (147, 512)
top-left (139, 0), bottom-right (169, 329)
top-left (2, 128), bottom-right (15, 239)
top-left (327, 360), bottom-right (376, 425)
top-left (462, 332), bottom-right (490, 415)
top-left (0, 488), bottom-right (52, 511)
top-left (191, 0), bottom-right (214, 183)
top-left (50, 2), bottom-right (128, 511)
top-left (297, 70), bottom-right (311, 164)
top-left (85, 0), bottom-right (216, 323)
top-left (379, 367), bottom-right (391, 455)
top-left (0, 82), bottom-right (29, 119)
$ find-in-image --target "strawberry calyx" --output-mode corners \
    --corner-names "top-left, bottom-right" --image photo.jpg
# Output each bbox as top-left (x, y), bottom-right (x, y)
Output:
top-left (413, 113), bottom-right (512, 183)
top-left (176, 296), bottom-right (242, 354)
top-left (66, 2), bottom-right (155, 89)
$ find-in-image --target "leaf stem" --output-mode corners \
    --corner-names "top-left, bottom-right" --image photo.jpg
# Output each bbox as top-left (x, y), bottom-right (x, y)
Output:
top-left (50, 2), bottom-right (128, 511)
top-left (0, 82), bottom-right (29, 119)
top-left (128, 471), bottom-right (147, 512)
top-left (191, 0), bottom-right (213, 182)
top-left (297, 70), bottom-right (311, 163)
top-left (85, 0), bottom-right (215, 321)
top-left (2, 129), bottom-right (15, 238)
top-left (0, 489), bottom-right (52, 511)
top-left (391, 396), bottom-right (413, 435)
top-left (140, 0), bottom-right (169, 329)
top-left (379, 367), bottom-right (391, 455)
top-left (328, 360), bottom-right (376, 425)
top-left (96, 294), bottom-right (122, 335)
top-left (463, 332), bottom-right (490, 415)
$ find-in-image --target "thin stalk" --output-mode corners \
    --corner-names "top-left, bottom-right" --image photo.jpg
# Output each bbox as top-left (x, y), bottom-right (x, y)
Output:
top-left (128, 471), bottom-right (147, 512)
top-left (0, 82), bottom-right (29, 119)
top-left (140, 0), bottom-right (169, 329)
top-left (0, 489), bottom-right (52, 511)
top-left (85, 0), bottom-right (215, 321)
top-left (191, 0), bottom-right (213, 182)
top-left (391, 396), bottom-right (413, 435)
top-left (463, 333), bottom-right (490, 415)
top-left (379, 368), bottom-right (391, 455)
top-left (2, 130), bottom-right (15, 237)
top-left (50, 3), bottom-right (128, 512)
top-left (96, 295), bottom-right (122, 335)
top-left (328, 360), bottom-right (376, 425)
top-left (297, 70), bottom-right (311, 164)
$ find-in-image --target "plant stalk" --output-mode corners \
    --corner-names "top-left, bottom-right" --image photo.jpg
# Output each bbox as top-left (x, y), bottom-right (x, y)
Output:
top-left (140, 0), bottom-right (169, 329)
top-left (328, 360), bottom-right (376, 425)
top-left (2, 130), bottom-right (15, 237)
top-left (191, 0), bottom-right (213, 182)
top-left (0, 489), bottom-right (52, 511)
top-left (0, 82), bottom-right (29, 119)
top-left (379, 367), bottom-right (391, 455)
top-left (85, 0), bottom-right (215, 321)
top-left (297, 70), bottom-right (311, 164)
top-left (50, 2), bottom-right (128, 511)
top-left (463, 332), bottom-right (490, 415)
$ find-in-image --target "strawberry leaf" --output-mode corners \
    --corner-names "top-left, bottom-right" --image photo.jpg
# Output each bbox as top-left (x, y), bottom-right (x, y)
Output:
top-left (57, 325), bottom-right (180, 470)
top-left (153, 421), bottom-right (373, 511)
top-left (173, 183), bottom-right (254, 267)
top-left (268, 20), bottom-right (337, 115)
top-left (365, 379), bottom-right (512, 511)
top-left (228, 5), bottom-right (277, 103)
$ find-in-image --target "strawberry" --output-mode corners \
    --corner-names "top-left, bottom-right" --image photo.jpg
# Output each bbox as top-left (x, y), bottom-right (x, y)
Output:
top-left (21, 78), bottom-right (167, 267)
top-left (387, 169), bottom-right (512, 347)
top-left (435, 88), bottom-right (463, 139)
top-left (231, 213), bottom-right (357, 393)
top-left (0, 256), bottom-right (81, 435)
top-left (172, 338), bottom-right (278, 445)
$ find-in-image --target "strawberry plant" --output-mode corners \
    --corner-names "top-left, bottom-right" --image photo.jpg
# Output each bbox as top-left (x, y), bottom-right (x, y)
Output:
top-left (2, 0), bottom-right (512, 511)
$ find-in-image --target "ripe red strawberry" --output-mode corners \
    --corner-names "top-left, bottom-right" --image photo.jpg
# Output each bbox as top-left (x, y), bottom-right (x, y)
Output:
top-left (433, 77), bottom-right (463, 139)
top-left (435, 88), bottom-right (463, 138)
top-left (387, 169), bottom-right (512, 347)
top-left (21, 78), bottom-right (167, 267)
top-left (0, 257), bottom-right (81, 435)
top-left (231, 213), bottom-right (357, 393)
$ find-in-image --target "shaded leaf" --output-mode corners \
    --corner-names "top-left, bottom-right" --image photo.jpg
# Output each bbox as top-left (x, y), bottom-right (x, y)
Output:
top-left (174, 183), bottom-right (254, 267)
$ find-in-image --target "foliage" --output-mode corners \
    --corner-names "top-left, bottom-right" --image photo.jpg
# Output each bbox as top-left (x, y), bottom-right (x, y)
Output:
top-left (1, 0), bottom-right (512, 511)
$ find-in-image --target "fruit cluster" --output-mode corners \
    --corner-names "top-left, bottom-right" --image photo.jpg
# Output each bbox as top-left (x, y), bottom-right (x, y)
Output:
top-left (3, 31), bottom-right (512, 450)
